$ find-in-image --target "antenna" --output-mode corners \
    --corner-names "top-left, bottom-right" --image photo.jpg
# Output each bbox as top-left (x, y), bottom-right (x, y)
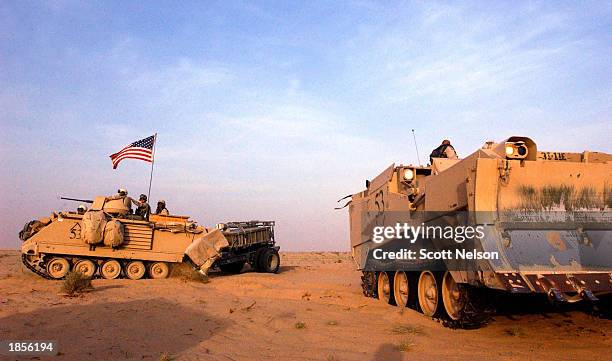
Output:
top-left (411, 129), bottom-right (422, 166)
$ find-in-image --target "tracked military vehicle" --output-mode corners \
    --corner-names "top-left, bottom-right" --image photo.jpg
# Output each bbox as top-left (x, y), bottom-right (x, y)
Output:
top-left (343, 136), bottom-right (611, 322)
top-left (19, 195), bottom-right (280, 279)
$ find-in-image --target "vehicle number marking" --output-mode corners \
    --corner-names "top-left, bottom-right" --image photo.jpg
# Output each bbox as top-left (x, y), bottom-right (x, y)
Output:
top-left (540, 152), bottom-right (567, 161)
top-left (69, 222), bottom-right (81, 239)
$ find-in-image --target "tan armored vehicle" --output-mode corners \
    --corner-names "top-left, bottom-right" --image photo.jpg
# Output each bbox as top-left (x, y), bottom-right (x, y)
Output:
top-left (343, 136), bottom-right (611, 322)
top-left (20, 194), bottom-right (280, 279)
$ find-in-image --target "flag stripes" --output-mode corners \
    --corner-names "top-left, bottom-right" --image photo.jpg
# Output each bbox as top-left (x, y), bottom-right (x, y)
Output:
top-left (109, 135), bottom-right (155, 169)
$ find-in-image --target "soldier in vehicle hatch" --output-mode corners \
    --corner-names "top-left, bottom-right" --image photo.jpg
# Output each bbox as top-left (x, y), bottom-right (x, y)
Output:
top-left (77, 205), bottom-right (87, 215)
top-left (106, 188), bottom-right (137, 214)
top-left (429, 139), bottom-right (458, 164)
top-left (155, 200), bottom-right (169, 215)
top-left (134, 194), bottom-right (151, 220)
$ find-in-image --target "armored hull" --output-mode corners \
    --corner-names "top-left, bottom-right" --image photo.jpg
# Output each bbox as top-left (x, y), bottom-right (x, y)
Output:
top-left (344, 136), bottom-right (612, 323)
top-left (20, 196), bottom-right (280, 279)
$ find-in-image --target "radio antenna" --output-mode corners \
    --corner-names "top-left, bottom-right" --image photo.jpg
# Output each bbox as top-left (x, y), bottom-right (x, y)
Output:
top-left (411, 129), bottom-right (422, 166)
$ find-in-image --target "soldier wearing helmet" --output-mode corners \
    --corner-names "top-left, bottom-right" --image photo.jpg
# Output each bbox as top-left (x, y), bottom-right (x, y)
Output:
top-left (77, 204), bottom-right (88, 215)
top-left (134, 194), bottom-right (151, 220)
top-left (155, 200), bottom-right (169, 216)
top-left (107, 188), bottom-right (137, 214)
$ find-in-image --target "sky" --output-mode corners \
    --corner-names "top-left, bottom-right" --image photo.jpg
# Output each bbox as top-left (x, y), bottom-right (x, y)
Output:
top-left (1, 1), bottom-right (611, 250)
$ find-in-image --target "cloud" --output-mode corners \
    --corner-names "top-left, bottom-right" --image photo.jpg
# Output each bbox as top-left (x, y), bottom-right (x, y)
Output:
top-left (128, 59), bottom-right (231, 97)
top-left (388, 45), bottom-right (564, 100)
top-left (344, 2), bottom-right (580, 103)
top-left (228, 104), bottom-right (338, 139)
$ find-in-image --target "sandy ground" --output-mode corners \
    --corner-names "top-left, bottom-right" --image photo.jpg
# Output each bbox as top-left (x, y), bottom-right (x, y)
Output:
top-left (0, 250), bottom-right (611, 361)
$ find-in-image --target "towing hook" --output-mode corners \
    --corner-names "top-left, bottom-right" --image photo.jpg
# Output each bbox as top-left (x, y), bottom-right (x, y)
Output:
top-left (579, 288), bottom-right (598, 302)
top-left (547, 288), bottom-right (567, 303)
top-left (566, 275), bottom-right (599, 302)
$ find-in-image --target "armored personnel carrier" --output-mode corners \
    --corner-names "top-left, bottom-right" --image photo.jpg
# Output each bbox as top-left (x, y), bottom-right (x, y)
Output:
top-left (19, 195), bottom-right (280, 279)
top-left (343, 136), bottom-right (611, 322)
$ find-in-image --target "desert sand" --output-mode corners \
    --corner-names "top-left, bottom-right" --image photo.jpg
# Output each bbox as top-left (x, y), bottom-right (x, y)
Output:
top-left (0, 250), bottom-right (610, 361)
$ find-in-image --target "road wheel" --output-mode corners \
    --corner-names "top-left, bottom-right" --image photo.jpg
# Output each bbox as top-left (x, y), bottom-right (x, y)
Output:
top-left (393, 271), bottom-right (411, 307)
top-left (418, 271), bottom-right (442, 317)
top-left (47, 257), bottom-right (70, 279)
top-left (148, 262), bottom-right (170, 279)
top-left (258, 248), bottom-right (280, 273)
top-left (219, 261), bottom-right (246, 274)
top-left (125, 261), bottom-right (146, 280)
top-left (377, 272), bottom-right (395, 305)
top-left (442, 271), bottom-right (467, 320)
top-left (74, 259), bottom-right (96, 278)
top-left (100, 259), bottom-right (122, 279)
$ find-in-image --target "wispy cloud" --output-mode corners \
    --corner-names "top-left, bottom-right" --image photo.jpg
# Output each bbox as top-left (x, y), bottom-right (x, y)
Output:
top-left (127, 59), bottom-right (231, 102)
top-left (345, 2), bottom-right (581, 102)
top-left (228, 104), bottom-right (338, 139)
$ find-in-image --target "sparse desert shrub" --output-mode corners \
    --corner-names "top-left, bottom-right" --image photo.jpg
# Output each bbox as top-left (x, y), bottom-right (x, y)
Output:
top-left (295, 321), bottom-right (306, 329)
top-left (396, 340), bottom-right (415, 352)
top-left (391, 324), bottom-right (424, 335)
top-left (158, 352), bottom-right (174, 361)
top-left (503, 327), bottom-right (525, 337)
top-left (61, 271), bottom-right (93, 295)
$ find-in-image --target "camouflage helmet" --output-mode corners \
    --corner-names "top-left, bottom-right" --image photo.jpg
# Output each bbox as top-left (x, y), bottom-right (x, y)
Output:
top-left (139, 194), bottom-right (147, 201)
top-left (118, 188), bottom-right (128, 196)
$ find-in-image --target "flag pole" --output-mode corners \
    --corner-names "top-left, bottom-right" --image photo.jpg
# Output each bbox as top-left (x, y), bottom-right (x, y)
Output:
top-left (147, 133), bottom-right (157, 202)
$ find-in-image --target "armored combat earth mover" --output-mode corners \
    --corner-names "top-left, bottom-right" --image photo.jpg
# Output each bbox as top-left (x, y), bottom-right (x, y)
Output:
top-left (343, 136), bottom-right (612, 322)
top-left (19, 195), bottom-right (280, 279)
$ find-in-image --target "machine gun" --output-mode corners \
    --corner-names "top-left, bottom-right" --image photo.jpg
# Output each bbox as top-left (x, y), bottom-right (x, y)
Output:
top-left (60, 197), bottom-right (94, 204)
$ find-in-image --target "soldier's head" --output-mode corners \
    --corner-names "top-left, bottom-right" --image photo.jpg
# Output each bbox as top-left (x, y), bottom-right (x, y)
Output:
top-left (77, 205), bottom-right (87, 214)
top-left (139, 194), bottom-right (147, 202)
top-left (118, 188), bottom-right (128, 196)
top-left (155, 200), bottom-right (166, 214)
top-left (442, 139), bottom-right (451, 146)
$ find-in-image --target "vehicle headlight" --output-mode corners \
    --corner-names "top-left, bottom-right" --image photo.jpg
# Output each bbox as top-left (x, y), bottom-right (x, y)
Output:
top-left (504, 142), bottom-right (528, 159)
top-left (403, 168), bottom-right (415, 181)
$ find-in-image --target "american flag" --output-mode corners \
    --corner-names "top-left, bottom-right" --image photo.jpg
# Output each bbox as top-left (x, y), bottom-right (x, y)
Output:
top-left (109, 135), bottom-right (156, 169)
